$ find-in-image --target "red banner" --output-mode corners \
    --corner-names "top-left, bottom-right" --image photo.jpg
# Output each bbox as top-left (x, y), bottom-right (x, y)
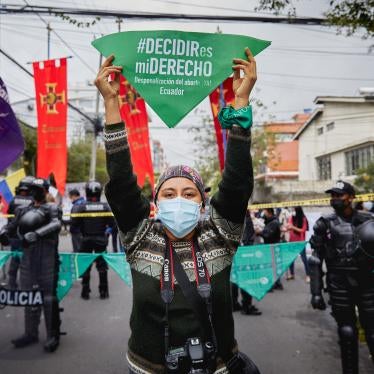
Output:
top-left (209, 78), bottom-right (235, 172)
top-left (33, 58), bottom-right (67, 194)
top-left (119, 76), bottom-right (154, 189)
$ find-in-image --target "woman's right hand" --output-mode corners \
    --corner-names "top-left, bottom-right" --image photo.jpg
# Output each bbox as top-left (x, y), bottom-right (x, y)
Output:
top-left (94, 55), bottom-right (123, 101)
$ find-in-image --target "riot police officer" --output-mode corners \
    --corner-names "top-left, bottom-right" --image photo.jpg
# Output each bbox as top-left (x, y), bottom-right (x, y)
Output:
top-left (0, 178), bottom-right (62, 352)
top-left (6, 176), bottom-right (35, 289)
top-left (309, 180), bottom-right (374, 373)
top-left (71, 181), bottom-right (114, 300)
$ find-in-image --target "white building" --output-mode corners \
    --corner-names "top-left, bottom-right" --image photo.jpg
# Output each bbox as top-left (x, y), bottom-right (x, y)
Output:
top-left (294, 95), bottom-right (374, 183)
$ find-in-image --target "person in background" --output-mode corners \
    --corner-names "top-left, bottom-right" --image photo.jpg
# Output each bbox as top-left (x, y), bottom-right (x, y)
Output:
top-left (286, 206), bottom-right (310, 282)
top-left (309, 180), bottom-right (374, 373)
top-left (259, 208), bottom-right (283, 290)
top-left (278, 207), bottom-right (291, 243)
top-left (68, 189), bottom-right (85, 253)
top-left (5, 176), bottom-right (34, 289)
top-left (71, 181), bottom-right (114, 300)
top-left (0, 178), bottom-right (62, 352)
top-left (232, 208), bottom-right (262, 315)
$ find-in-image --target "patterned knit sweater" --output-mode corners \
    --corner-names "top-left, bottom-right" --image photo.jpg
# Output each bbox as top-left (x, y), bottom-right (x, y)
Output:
top-left (104, 122), bottom-right (253, 374)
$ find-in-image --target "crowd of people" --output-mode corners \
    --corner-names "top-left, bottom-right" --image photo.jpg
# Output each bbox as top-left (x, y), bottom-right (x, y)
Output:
top-left (0, 47), bottom-right (373, 374)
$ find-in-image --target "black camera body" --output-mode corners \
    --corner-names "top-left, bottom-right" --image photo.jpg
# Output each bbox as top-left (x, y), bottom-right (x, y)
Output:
top-left (166, 337), bottom-right (216, 374)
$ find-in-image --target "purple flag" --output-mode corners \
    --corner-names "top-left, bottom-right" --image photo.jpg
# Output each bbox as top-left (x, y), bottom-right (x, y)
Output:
top-left (0, 77), bottom-right (24, 173)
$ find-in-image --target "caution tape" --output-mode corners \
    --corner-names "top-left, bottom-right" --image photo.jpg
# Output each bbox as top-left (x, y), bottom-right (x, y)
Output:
top-left (1, 193), bottom-right (373, 218)
top-left (249, 193), bottom-right (374, 210)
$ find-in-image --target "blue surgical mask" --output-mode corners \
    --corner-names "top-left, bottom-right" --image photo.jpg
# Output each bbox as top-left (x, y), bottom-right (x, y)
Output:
top-left (157, 197), bottom-right (201, 238)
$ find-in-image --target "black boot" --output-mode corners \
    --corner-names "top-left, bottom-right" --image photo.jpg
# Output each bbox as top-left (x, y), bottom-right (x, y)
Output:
top-left (232, 302), bottom-right (242, 312)
top-left (338, 325), bottom-right (359, 374)
top-left (11, 334), bottom-right (38, 348)
top-left (44, 336), bottom-right (59, 353)
top-left (99, 271), bottom-right (109, 299)
top-left (241, 305), bottom-right (262, 316)
top-left (81, 285), bottom-right (90, 300)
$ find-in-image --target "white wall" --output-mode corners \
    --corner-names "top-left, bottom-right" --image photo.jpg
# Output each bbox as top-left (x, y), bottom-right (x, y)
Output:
top-left (299, 101), bottom-right (374, 181)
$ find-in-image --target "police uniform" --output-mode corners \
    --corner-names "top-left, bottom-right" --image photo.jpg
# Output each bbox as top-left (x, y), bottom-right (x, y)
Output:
top-left (71, 181), bottom-right (114, 299)
top-left (309, 181), bottom-right (374, 373)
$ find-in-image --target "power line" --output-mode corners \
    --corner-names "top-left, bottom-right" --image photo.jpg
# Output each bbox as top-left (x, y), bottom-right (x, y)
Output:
top-left (2, 4), bottom-right (327, 25)
top-left (0, 47), bottom-right (97, 126)
top-left (21, 0), bottom-right (96, 74)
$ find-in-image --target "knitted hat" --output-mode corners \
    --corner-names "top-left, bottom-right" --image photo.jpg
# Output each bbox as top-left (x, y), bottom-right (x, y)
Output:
top-left (154, 165), bottom-right (206, 206)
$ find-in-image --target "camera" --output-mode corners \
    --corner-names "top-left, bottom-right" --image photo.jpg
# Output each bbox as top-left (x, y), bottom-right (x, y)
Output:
top-left (166, 337), bottom-right (216, 373)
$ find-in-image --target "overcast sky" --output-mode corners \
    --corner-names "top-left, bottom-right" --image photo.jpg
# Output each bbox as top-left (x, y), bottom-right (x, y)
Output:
top-left (1, 0), bottom-right (374, 165)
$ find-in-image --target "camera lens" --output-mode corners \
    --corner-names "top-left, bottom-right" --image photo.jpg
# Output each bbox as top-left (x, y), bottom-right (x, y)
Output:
top-left (205, 342), bottom-right (213, 349)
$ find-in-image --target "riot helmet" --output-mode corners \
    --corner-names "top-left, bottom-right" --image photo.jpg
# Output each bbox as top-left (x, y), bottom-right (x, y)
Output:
top-left (30, 178), bottom-right (50, 202)
top-left (85, 181), bottom-right (102, 201)
top-left (17, 176), bottom-right (36, 196)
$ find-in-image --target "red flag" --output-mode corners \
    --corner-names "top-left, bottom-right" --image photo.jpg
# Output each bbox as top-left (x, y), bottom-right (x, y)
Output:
top-left (209, 78), bottom-right (235, 172)
top-left (33, 58), bottom-right (67, 194)
top-left (118, 76), bottom-right (154, 189)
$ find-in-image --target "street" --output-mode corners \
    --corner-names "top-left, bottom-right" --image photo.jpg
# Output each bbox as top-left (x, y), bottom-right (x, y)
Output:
top-left (0, 233), bottom-right (372, 374)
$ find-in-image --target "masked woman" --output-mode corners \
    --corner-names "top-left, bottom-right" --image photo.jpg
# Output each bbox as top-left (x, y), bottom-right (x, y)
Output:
top-left (95, 47), bottom-right (259, 374)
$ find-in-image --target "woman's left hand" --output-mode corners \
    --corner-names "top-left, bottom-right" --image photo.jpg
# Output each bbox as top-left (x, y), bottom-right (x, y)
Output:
top-left (232, 47), bottom-right (257, 109)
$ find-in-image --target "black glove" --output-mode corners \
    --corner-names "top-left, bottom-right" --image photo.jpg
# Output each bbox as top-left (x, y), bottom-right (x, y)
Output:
top-left (0, 230), bottom-right (10, 246)
top-left (311, 294), bottom-right (326, 310)
top-left (24, 231), bottom-right (38, 244)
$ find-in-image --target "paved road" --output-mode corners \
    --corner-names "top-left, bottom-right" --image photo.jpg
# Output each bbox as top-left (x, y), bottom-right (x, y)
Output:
top-left (0, 233), bottom-right (372, 374)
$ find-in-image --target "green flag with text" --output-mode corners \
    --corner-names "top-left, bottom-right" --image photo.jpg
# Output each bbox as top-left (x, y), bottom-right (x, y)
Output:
top-left (92, 30), bottom-right (270, 127)
top-left (57, 253), bottom-right (100, 301)
top-left (231, 241), bottom-right (307, 301)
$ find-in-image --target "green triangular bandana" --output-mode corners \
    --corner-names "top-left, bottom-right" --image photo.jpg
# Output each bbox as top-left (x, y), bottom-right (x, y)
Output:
top-left (103, 253), bottom-right (132, 287)
top-left (0, 252), bottom-right (12, 268)
top-left (57, 253), bottom-right (99, 301)
top-left (231, 241), bottom-right (307, 301)
top-left (92, 30), bottom-right (271, 127)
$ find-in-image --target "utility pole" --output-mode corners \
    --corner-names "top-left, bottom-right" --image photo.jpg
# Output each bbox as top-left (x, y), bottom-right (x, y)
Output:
top-left (89, 54), bottom-right (103, 181)
top-left (47, 23), bottom-right (51, 59)
top-left (115, 17), bottom-right (122, 32)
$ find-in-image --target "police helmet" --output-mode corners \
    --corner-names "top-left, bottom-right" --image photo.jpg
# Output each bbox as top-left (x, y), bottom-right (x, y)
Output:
top-left (85, 181), bottom-right (102, 200)
top-left (17, 176), bottom-right (36, 193)
top-left (355, 219), bottom-right (374, 257)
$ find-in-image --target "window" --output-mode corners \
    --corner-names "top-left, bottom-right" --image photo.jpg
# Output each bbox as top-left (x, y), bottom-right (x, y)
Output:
top-left (345, 144), bottom-right (374, 175)
top-left (326, 122), bottom-right (335, 131)
top-left (317, 155), bottom-right (331, 180)
top-left (317, 127), bottom-right (324, 135)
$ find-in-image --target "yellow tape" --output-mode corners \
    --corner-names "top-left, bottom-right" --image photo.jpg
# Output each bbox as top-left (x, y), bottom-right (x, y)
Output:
top-left (249, 193), bottom-right (374, 210)
top-left (1, 193), bottom-right (373, 218)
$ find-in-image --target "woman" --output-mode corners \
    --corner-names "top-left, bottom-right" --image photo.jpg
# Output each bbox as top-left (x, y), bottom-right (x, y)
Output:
top-left (95, 47), bottom-right (258, 374)
top-left (286, 206), bottom-right (310, 282)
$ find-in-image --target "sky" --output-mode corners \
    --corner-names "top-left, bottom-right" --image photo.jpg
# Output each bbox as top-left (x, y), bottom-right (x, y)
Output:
top-left (1, 0), bottom-right (374, 166)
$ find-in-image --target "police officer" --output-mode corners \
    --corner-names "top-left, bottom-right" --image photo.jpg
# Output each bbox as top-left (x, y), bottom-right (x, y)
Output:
top-left (5, 176), bottom-right (35, 289)
top-left (309, 180), bottom-right (374, 373)
top-left (71, 181), bottom-right (114, 300)
top-left (0, 178), bottom-right (62, 352)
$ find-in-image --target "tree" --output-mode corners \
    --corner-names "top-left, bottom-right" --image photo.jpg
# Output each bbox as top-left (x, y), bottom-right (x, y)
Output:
top-left (67, 138), bottom-right (108, 185)
top-left (256, 0), bottom-right (374, 38)
top-left (189, 99), bottom-right (278, 194)
top-left (354, 161), bottom-right (374, 192)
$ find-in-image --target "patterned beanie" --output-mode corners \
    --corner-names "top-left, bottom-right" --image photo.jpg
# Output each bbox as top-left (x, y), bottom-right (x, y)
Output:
top-left (154, 165), bottom-right (206, 206)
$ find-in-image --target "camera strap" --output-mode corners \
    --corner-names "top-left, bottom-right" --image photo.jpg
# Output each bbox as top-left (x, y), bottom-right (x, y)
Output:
top-left (160, 237), bottom-right (218, 354)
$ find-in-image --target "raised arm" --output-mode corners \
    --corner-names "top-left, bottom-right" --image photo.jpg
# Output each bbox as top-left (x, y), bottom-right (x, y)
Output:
top-left (95, 56), bottom-right (150, 233)
top-left (210, 48), bottom-right (256, 223)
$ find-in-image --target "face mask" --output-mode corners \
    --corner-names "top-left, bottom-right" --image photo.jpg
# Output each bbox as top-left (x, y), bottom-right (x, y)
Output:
top-left (330, 198), bottom-right (347, 213)
top-left (157, 197), bottom-right (201, 239)
top-left (363, 201), bottom-right (373, 211)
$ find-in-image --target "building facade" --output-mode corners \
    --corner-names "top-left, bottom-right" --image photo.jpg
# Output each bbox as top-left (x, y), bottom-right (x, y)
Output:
top-left (295, 96), bottom-right (374, 182)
